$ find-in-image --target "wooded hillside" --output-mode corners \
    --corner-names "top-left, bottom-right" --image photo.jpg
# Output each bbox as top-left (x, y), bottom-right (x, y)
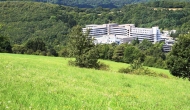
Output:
top-left (1, 0), bottom-right (190, 8)
top-left (0, 1), bottom-right (190, 50)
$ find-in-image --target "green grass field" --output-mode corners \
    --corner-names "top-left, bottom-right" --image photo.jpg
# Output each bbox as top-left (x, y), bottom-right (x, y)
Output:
top-left (0, 53), bottom-right (190, 109)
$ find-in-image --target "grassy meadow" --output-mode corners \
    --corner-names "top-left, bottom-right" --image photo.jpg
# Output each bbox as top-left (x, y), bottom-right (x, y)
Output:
top-left (0, 53), bottom-right (190, 109)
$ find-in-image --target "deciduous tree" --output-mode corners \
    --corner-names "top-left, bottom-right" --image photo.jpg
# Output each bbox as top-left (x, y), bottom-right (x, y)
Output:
top-left (167, 34), bottom-right (190, 80)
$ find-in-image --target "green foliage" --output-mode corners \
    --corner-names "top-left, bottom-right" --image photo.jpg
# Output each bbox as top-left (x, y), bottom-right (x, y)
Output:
top-left (1, 1), bottom-right (190, 70)
top-left (0, 2), bottom-right (70, 50)
top-left (167, 34), bottom-right (190, 80)
top-left (138, 39), bottom-right (153, 50)
top-left (1, 53), bottom-right (190, 109)
top-left (142, 42), bottom-right (167, 69)
top-left (25, 37), bottom-right (46, 52)
top-left (118, 67), bottom-right (132, 73)
top-left (130, 59), bottom-right (143, 70)
top-left (0, 35), bottom-right (12, 53)
top-left (131, 38), bottom-right (140, 46)
top-left (68, 25), bottom-right (99, 68)
top-left (97, 44), bottom-right (115, 60)
top-left (94, 62), bottom-right (110, 71)
top-left (112, 44), bottom-right (124, 62)
top-left (144, 56), bottom-right (167, 69)
top-left (97, 40), bottom-right (166, 69)
top-left (1, 1), bottom-right (190, 53)
top-left (123, 45), bottom-right (144, 63)
top-left (118, 66), bottom-right (169, 78)
top-left (3, 0), bottom-right (190, 8)
top-left (58, 47), bottom-right (69, 57)
top-left (47, 48), bottom-right (58, 56)
top-left (12, 44), bottom-right (26, 54)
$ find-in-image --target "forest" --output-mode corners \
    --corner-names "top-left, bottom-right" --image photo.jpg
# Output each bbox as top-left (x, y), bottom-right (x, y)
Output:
top-left (0, 1), bottom-right (190, 69)
top-left (0, 0), bottom-right (190, 8)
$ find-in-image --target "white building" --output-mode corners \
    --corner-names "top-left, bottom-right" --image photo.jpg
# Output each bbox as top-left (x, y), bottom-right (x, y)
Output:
top-left (83, 23), bottom-right (161, 43)
top-left (162, 38), bottom-right (175, 52)
top-left (83, 23), bottom-right (176, 52)
top-left (94, 35), bottom-right (136, 45)
top-left (130, 26), bottom-right (161, 43)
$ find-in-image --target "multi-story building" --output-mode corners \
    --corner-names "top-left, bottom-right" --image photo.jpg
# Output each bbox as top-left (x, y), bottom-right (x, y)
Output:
top-left (82, 24), bottom-right (108, 37)
top-left (162, 38), bottom-right (175, 52)
top-left (130, 27), bottom-right (161, 43)
top-left (83, 23), bottom-right (161, 43)
top-left (83, 23), bottom-right (176, 52)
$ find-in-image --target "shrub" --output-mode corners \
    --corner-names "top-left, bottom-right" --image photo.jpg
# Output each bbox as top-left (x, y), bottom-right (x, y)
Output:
top-left (39, 51), bottom-right (47, 56)
top-left (12, 45), bottom-right (26, 54)
top-left (25, 49), bottom-right (34, 54)
top-left (118, 67), bottom-right (132, 73)
top-left (118, 67), bottom-right (169, 78)
top-left (68, 60), bottom-right (110, 71)
top-left (95, 62), bottom-right (110, 71)
top-left (68, 60), bottom-right (76, 67)
top-left (59, 48), bottom-right (69, 57)
top-left (0, 35), bottom-right (12, 53)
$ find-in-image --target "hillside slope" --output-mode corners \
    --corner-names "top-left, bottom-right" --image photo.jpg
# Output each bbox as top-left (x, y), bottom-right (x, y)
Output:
top-left (0, 2), bottom-right (74, 46)
top-left (1, 1), bottom-right (190, 48)
top-left (1, 0), bottom-right (190, 8)
top-left (0, 53), bottom-right (190, 109)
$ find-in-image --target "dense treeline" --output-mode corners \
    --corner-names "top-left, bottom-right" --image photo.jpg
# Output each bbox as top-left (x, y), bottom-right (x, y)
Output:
top-left (96, 39), bottom-right (167, 69)
top-left (0, 1), bottom-right (190, 69)
top-left (1, 0), bottom-right (190, 8)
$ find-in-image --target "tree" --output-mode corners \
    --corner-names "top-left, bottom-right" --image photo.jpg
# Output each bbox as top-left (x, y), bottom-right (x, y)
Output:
top-left (112, 44), bottom-right (124, 62)
top-left (167, 34), bottom-right (190, 80)
top-left (0, 35), bottom-right (12, 53)
top-left (123, 45), bottom-right (144, 64)
top-left (97, 44), bottom-right (110, 59)
top-left (68, 25), bottom-right (99, 68)
top-left (138, 39), bottom-right (153, 50)
top-left (131, 38), bottom-right (139, 46)
top-left (25, 37), bottom-right (46, 52)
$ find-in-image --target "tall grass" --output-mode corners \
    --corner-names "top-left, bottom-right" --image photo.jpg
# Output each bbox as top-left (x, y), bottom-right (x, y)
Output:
top-left (0, 53), bottom-right (190, 109)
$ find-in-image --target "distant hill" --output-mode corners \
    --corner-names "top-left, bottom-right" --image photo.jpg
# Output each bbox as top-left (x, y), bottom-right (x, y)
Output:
top-left (1, 0), bottom-right (190, 8)
top-left (1, 1), bottom-right (190, 50)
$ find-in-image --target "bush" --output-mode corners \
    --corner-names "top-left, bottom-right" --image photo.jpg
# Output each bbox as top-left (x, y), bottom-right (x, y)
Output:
top-left (59, 48), bottom-right (69, 57)
top-left (118, 67), bottom-right (169, 78)
top-left (39, 51), bottom-right (47, 56)
top-left (34, 50), bottom-right (42, 55)
top-left (12, 45), bottom-right (26, 54)
top-left (68, 60), bottom-right (76, 66)
top-left (25, 49), bottom-right (34, 54)
top-left (46, 49), bottom-right (58, 56)
top-left (118, 67), bottom-right (132, 73)
top-left (0, 35), bottom-right (12, 53)
top-left (68, 60), bottom-right (110, 71)
top-left (132, 68), bottom-right (157, 76)
top-left (95, 62), bottom-right (110, 71)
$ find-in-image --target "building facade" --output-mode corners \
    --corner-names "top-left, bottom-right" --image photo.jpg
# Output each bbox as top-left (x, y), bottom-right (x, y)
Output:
top-left (83, 23), bottom-right (161, 43)
top-left (83, 23), bottom-right (174, 52)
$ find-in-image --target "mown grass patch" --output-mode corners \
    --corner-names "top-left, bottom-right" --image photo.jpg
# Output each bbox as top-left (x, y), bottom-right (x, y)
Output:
top-left (0, 53), bottom-right (190, 109)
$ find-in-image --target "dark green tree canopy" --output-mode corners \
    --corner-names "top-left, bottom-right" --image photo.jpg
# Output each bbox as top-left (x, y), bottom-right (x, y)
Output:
top-left (0, 35), bottom-right (12, 53)
top-left (25, 37), bottom-right (46, 52)
top-left (167, 34), bottom-right (190, 80)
